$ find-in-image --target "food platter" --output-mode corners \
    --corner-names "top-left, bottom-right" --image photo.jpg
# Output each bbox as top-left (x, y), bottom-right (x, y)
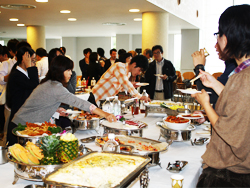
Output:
top-left (101, 120), bottom-right (147, 130)
top-left (136, 83), bottom-right (149, 86)
top-left (101, 120), bottom-right (148, 137)
top-left (12, 124), bottom-right (62, 146)
top-left (177, 89), bottom-right (211, 94)
top-left (144, 101), bottom-right (177, 107)
top-left (178, 113), bottom-right (204, 120)
top-left (43, 151), bottom-right (151, 188)
top-left (95, 135), bottom-right (168, 155)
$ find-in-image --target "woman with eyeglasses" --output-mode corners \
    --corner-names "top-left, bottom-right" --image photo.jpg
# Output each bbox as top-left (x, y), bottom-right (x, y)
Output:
top-left (6, 46), bottom-right (39, 145)
top-left (192, 5), bottom-right (250, 187)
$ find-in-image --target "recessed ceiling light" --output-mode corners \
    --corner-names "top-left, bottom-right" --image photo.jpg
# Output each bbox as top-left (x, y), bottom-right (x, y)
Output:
top-left (102, 22), bottom-right (126, 26)
top-left (35, 0), bottom-right (48, 2)
top-left (17, 24), bottom-right (25, 27)
top-left (9, 18), bottom-right (19, 21)
top-left (134, 18), bottom-right (142, 21)
top-left (129, 9), bottom-right (140, 12)
top-left (68, 18), bottom-right (77, 21)
top-left (1, 4), bottom-right (36, 10)
top-left (60, 10), bottom-right (71, 13)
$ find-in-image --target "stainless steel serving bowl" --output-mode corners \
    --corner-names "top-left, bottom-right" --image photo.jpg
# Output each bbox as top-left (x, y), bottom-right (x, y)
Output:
top-left (71, 118), bottom-right (100, 131)
top-left (156, 121), bottom-right (195, 143)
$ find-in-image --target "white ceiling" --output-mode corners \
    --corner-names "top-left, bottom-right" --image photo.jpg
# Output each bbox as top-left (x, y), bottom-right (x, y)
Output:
top-left (0, 0), bottom-right (198, 39)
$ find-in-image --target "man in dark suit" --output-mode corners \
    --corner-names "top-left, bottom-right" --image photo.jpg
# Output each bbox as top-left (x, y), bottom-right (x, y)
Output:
top-left (104, 49), bottom-right (117, 72)
top-left (79, 48), bottom-right (92, 80)
top-left (145, 45), bottom-right (177, 100)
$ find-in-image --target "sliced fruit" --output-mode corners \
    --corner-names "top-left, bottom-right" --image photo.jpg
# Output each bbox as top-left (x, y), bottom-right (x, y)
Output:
top-left (26, 141), bottom-right (44, 160)
top-left (26, 152), bottom-right (39, 164)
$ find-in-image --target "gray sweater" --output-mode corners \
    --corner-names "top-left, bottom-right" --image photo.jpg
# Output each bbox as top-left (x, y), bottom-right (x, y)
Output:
top-left (12, 80), bottom-right (92, 125)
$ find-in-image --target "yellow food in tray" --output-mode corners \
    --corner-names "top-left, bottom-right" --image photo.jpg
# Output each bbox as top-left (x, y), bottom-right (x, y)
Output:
top-left (169, 105), bottom-right (184, 110)
top-left (46, 152), bottom-right (146, 188)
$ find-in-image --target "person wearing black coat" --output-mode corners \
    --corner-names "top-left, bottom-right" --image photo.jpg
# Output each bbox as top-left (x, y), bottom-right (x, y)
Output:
top-left (145, 45), bottom-right (177, 100)
top-left (87, 52), bottom-right (105, 86)
top-left (6, 46), bottom-right (39, 145)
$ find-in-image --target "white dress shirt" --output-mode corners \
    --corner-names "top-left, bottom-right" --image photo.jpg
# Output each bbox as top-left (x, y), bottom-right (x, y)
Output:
top-left (0, 57), bottom-right (16, 85)
top-left (36, 56), bottom-right (48, 78)
top-left (155, 58), bottom-right (164, 90)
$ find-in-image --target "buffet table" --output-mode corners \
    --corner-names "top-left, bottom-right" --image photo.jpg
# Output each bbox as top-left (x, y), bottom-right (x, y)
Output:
top-left (0, 113), bottom-right (209, 188)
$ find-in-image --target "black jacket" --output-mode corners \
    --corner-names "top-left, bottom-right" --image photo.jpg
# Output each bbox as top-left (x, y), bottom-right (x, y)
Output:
top-left (79, 58), bottom-right (88, 80)
top-left (104, 58), bottom-right (118, 72)
top-left (145, 59), bottom-right (177, 99)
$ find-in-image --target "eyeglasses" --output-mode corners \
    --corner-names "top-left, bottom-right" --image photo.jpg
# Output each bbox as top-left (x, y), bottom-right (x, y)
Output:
top-left (153, 51), bottom-right (161, 55)
top-left (214, 32), bottom-right (220, 39)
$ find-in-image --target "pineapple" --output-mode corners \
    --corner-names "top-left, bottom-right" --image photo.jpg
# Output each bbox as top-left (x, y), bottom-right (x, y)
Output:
top-left (39, 135), bottom-right (60, 165)
top-left (58, 133), bottom-right (79, 163)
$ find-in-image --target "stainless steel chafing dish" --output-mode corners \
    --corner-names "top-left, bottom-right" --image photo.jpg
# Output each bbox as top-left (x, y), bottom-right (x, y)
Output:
top-left (12, 127), bottom-right (62, 146)
top-left (101, 120), bottom-right (148, 137)
top-left (43, 151), bottom-right (151, 188)
top-left (7, 146), bottom-right (92, 184)
top-left (156, 122), bottom-right (196, 144)
top-left (96, 135), bottom-right (168, 168)
top-left (68, 113), bottom-right (101, 133)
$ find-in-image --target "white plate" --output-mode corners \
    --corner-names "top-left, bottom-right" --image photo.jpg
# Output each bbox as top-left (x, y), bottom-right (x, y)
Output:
top-left (144, 100), bottom-right (176, 107)
top-left (154, 74), bottom-right (163, 77)
top-left (66, 109), bottom-right (82, 114)
top-left (196, 131), bottom-right (210, 135)
top-left (178, 113), bottom-right (204, 120)
top-left (136, 83), bottom-right (149, 86)
top-left (177, 89), bottom-right (211, 94)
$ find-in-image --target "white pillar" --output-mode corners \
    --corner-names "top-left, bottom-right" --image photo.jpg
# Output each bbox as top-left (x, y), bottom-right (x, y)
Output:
top-left (27, 25), bottom-right (45, 50)
top-left (142, 12), bottom-right (169, 58)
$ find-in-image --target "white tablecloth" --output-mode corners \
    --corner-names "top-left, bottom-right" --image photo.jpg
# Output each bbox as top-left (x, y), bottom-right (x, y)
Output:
top-left (0, 113), bottom-right (209, 188)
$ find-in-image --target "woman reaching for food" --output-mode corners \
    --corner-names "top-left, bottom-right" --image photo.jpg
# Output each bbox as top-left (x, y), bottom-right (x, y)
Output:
top-left (192, 5), bottom-right (250, 187)
top-left (8, 55), bottom-right (116, 146)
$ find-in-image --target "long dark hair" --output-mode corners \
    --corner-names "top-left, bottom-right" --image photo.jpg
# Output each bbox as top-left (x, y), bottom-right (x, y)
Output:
top-left (41, 55), bottom-right (73, 86)
top-left (6, 46), bottom-right (35, 108)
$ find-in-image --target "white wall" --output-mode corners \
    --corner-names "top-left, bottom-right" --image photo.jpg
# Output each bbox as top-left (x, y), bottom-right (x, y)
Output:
top-left (116, 34), bottom-right (132, 51)
top-left (46, 39), bottom-right (61, 52)
top-left (180, 29), bottom-right (199, 73)
top-left (132, 34), bottom-right (142, 52)
top-left (62, 37), bottom-right (77, 66)
top-left (168, 34), bottom-right (175, 63)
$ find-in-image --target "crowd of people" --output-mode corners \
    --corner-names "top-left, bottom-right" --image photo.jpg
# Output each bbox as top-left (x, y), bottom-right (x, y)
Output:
top-left (2, 5), bottom-right (250, 187)
top-left (0, 41), bottom-right (177, 146)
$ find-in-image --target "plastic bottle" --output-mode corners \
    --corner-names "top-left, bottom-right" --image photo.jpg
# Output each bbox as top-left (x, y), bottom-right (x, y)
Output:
top-left (113, 96), bottom-right (121, 116)
top-left (132, 99), bottom-right (140, 115)
top-left (77, 78), bottom-right (81, 87)
top-left (102, 97), bottom-right (111, 113)
top-left (140, 90), bottom-right (148, 113)
top-left (91, 77), bottom-right (96, 89)
top-left (81, 78), bottom-right (86, 91)
top-left (102, 133), bottom-right (119, 152)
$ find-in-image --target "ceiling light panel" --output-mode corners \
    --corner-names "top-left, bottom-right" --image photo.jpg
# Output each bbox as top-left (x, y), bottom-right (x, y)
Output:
top-left (17, 24), bottom-right (25, 26)
top-left (35, 0), bottom-right (48, 2)
top-left (9, 18), bottom-right (19, 21)
top-left (1, 4), bottom-right (36, 10)
top-left (60, 10), bottom-right (71, 13)
top-left (134, 18), bottom-right (142, 21)
top-left (68, 18), bottom-right (77, 21)
top-left (129, 9), bottom-right (140, 12)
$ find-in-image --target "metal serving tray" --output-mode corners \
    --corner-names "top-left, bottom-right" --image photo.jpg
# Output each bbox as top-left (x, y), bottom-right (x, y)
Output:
top-left (12, 127), bottom-right (62, 146)
top-left (43, 151), bottom-right (151, 188)
top-left (95, 135), bottom-right (168, 167)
